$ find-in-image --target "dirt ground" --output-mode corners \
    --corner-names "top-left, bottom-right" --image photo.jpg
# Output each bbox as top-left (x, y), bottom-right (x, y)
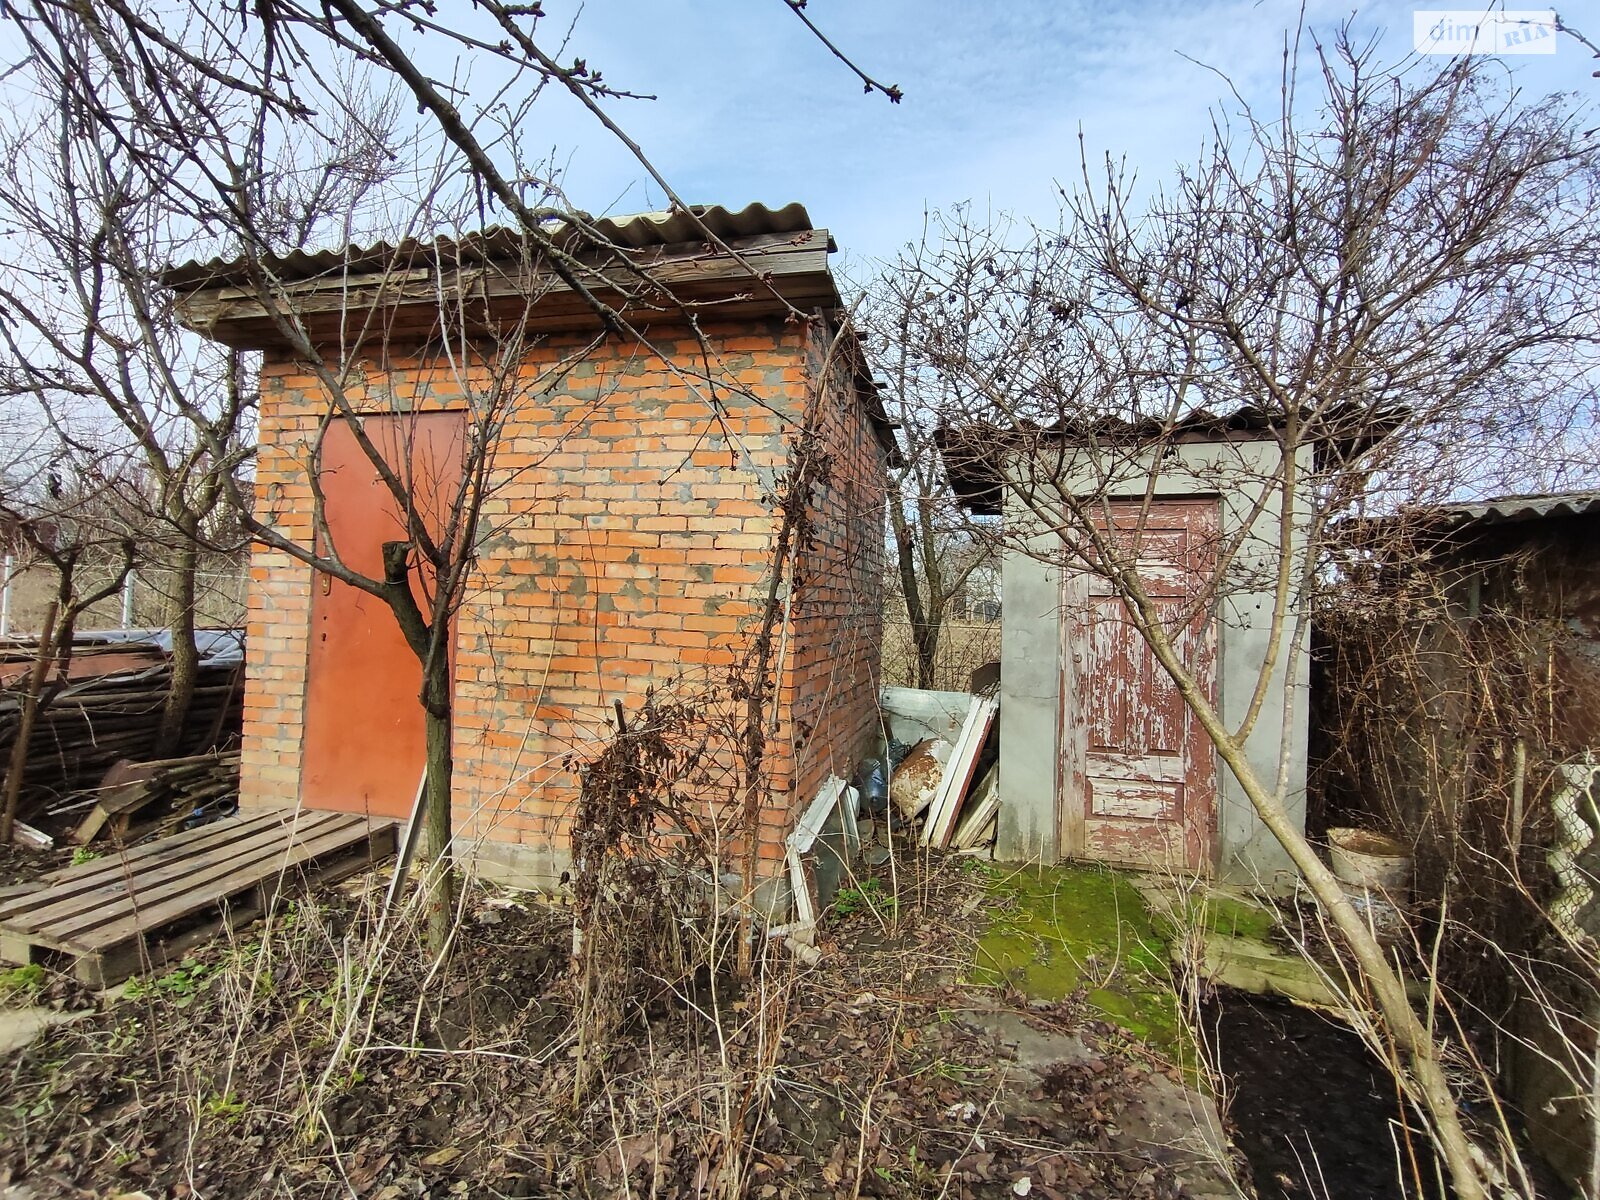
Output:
top-left (1202, 991), bottom-right (1433, 1200)
top-left (0, 852), bottom-right (1241, 1199)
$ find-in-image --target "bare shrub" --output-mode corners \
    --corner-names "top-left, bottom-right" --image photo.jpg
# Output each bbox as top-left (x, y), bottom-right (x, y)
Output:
top-left (568, 691), bottom-right (721, 1088)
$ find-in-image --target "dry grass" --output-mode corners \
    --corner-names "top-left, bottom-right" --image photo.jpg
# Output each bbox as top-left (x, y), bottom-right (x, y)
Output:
top-left (0, 849), bottom-right (1224, 1200)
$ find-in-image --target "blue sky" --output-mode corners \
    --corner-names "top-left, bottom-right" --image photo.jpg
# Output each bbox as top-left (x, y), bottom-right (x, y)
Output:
top-left (501, 1), bottom-right (1597, 266)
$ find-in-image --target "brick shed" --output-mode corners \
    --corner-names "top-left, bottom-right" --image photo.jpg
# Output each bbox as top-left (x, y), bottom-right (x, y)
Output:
top-left (165, 203), bottom-right (896, 892)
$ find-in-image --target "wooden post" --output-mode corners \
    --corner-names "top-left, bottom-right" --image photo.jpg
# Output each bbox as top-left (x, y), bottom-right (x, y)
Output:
top-left (1, 601), bottom-right (59, 843)
top-left (0, 553), bottom-right (13, 637)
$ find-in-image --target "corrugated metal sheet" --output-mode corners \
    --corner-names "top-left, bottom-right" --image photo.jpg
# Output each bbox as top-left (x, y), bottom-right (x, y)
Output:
top-left (79, 627), bottom-right (246, 665)
top-left (1428, 488), bottom-right (1600, 529)
top-left (163, 202), bottom-right (824, 290)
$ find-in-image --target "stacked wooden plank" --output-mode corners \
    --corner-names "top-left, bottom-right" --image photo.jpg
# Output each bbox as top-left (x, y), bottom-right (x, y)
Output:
top-left (74, 750), bottom-right (242, 845)
top-left (0, 656), bottom-right (243, 809)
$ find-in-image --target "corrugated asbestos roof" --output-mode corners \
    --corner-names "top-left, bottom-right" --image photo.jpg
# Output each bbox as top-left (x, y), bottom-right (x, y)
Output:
top-left (162, 202), bottom-right (826, 289)
top-left (938, 405), bottom-right (1409, 515)
top-left (589, 202), bottom-right (821, 249)
top-left (1426, 488), bottom-right (1600, 530)
top-left (162, 202), bottom-right (901, 462)
top-left (936, 408), bottom-right (1291, 515)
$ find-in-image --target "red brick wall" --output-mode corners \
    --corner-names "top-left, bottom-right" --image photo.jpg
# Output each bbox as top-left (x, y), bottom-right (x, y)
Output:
top-left (784, 322), bottom-right (887, 811)
top-left (240, 317), bottom-right (886, 887)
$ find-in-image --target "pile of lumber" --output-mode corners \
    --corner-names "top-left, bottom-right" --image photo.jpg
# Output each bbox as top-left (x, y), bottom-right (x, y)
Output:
top-left (947, 764), bottom-right (999, 851)
top-left (74, 749), bottom-right (242, 845)
top-left (917, 695), bottom-right (1000, 853)
top-left (0, 657), bottom-right (243, 810)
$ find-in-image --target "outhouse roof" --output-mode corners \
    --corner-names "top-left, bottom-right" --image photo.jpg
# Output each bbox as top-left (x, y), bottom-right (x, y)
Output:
top-left (162, 202), bottom-right (833, 291)
top-left (938, 404), bottom-right (1406, 515)
top-left (163, 203), bottom-right (901, 462)
top-left (936, 408), bottom-right (1290, 516)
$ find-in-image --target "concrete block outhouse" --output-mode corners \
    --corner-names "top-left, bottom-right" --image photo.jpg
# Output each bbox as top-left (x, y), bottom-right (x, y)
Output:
top-left (941, 412), bottom-right (1312, 886)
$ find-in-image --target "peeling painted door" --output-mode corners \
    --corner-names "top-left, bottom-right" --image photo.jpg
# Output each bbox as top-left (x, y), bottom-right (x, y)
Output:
top-left (1061, 499), bottom-right (1218, 872)
top-left (301, 412), bottom-right (466, 818)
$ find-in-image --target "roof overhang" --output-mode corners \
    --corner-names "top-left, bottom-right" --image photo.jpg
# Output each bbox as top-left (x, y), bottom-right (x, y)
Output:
top-left (163, 203), bottom-right (904, 465)
top-left (936, 411), bottom-right (1288, 516)
top-left (162, 204), bottom-right (843, 350)
top-left (1420, 489), bottom-right (1600, 532)
top-left (167, 229), bottom-right (838, 350)
top-left (1347, 489), bottom-right (1600, 553)
top-left (938, 405), bottom-right (1405, 515)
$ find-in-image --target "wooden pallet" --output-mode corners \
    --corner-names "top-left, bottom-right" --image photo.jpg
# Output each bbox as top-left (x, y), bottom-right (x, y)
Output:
top-left (0, 808), bottom-right (396, 987)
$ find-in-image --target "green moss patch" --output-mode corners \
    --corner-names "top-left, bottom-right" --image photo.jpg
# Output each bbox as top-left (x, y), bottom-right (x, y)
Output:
top-left (969, 864), bottom-right (1179, 1053)
top-left (1191, 893), bottom-right (1279, 943)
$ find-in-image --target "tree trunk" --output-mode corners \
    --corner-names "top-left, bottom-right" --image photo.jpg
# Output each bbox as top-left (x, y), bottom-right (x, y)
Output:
top-left (914, 492), bottom-right (946, 690)
top-left (887, 475), bottom-right (941, 689)
top-left (1122, 575), bottom-right (1496, 1200)
top-left (381, 540), bottom-right (456, 958)
top-left (0, 601), bottom-right (58, 843)
top-left (155, 534), bottom-right (199, 757)
top-left (912, 620), bottom-right (940, 691)
top-left (420, 655), bottom-right (456, 958)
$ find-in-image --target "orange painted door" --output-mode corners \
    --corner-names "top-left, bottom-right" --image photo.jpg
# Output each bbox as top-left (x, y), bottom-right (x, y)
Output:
top-left (1061, 499), bottom-right (1218, 872)
top-left (300, 411), bottom-right (466, 818)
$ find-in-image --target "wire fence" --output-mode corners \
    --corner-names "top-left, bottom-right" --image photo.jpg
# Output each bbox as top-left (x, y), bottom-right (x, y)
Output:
top-left (880, 617), bottom-right (1001, 692)
top-left (0, 556), bottom-right (248, 635)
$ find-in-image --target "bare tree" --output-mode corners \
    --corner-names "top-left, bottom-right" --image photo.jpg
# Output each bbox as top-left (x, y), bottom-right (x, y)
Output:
top-left (914, 30), bottom-right (1600, 1200)
top-left (0, 41), bottom-right (374, 754)
top-left (0, 463), bottom-right (137, 841)
top-left (859, 235), bottom-right (1000, 689)
top-left (1, 0), bottom-right (901, 955)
